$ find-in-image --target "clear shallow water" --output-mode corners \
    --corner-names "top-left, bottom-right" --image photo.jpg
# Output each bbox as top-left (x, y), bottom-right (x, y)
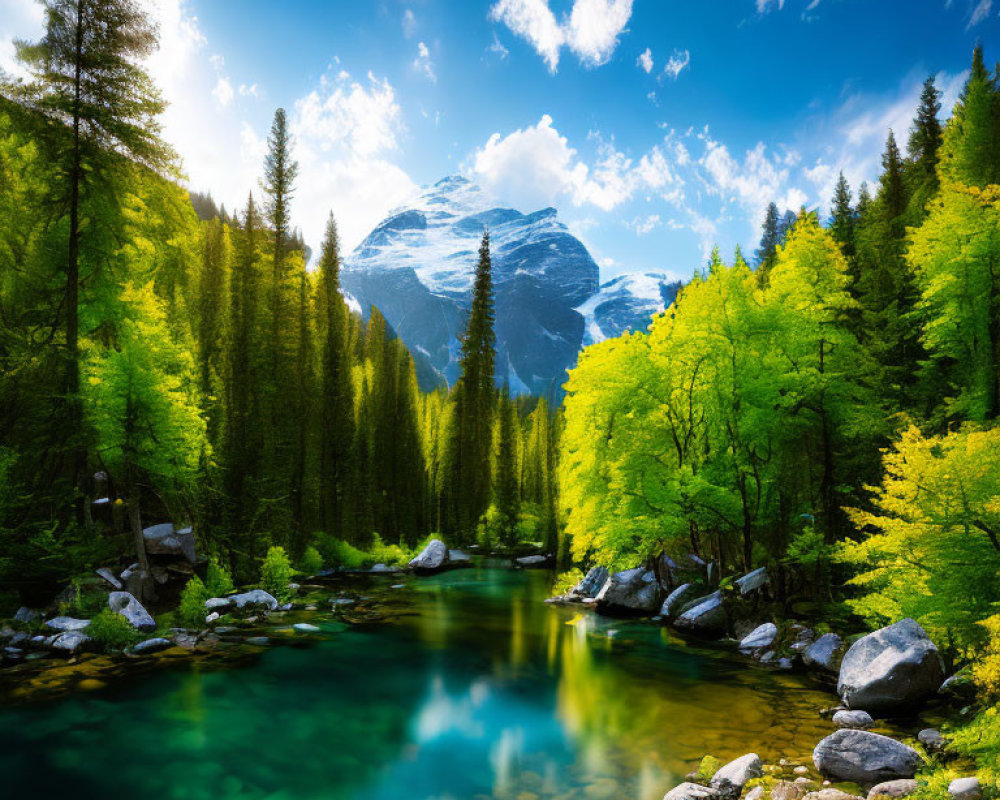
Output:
top-left (0, 566), bottom-right (838, 800)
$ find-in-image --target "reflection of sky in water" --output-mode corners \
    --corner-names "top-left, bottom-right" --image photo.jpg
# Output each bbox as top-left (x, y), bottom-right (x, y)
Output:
top-left (0, 567), bottom-right (841, 800)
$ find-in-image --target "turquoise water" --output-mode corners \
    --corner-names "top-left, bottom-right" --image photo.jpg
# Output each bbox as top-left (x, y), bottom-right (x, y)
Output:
top-left (0, 567), bottom-right (837, 800)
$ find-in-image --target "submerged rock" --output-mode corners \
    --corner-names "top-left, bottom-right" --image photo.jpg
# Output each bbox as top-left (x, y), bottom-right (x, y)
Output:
top-left (515, 554), bottom-right (550, 568)
top-left (595, 567), bottom-right (663, 614)
top-left (293, 623), bottom-right (320, 633)
top-left (108, 591), bottom-right (156, 631)
top-left (813, 730), bottom-right (922, 785)
top-left (674, 592), bottom-right (727, 634)
top-left (804, 633), bottom-right (844, 674)
top-left (409, 539), bottom-right (449, 573)
top-left (710, 753), bottom-right (762, 797)
top-left (837, 619), bottom-right (944, 712)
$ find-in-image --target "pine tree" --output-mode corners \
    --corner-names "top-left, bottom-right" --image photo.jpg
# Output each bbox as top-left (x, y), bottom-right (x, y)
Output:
top-left (907, 76), bottom-right (943, 216)
top-left (196, 217), bottom-right (229, 400)
top-left (940, 45), bottom-right (1000, 188)
top-left (829, 172), bottom-right (855, 261)
top-left (7, 0), bottom-right (175, 503)
top-left (755, 202), bottom-right (780, 286)
top-left (290, 269), bottom-right (315, 549)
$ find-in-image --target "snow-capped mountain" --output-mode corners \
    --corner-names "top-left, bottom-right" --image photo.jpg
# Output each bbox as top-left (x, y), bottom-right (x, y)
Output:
top-left (576, 272), bottom-right (683, 347)
top-left (341, 175), bottom-right (678, 397)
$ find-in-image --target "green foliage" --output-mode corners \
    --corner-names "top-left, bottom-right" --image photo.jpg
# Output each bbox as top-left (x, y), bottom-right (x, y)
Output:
top-left (298, 546), bottom-right (324, 575)
top-left (178, 575), bottom-right (210, 629)
top-left (260, 546), bottom-right (293, 600)
top-left (205, 559), bottom-right (234, 597)
top-left (695, 755), bottom-right (722, 784)
top-left (552, 568), bottom-right (584, 597)
top-left (88, 608), bottom-right (142, 650)
top-left (317, 535), bottom-right (369, 570)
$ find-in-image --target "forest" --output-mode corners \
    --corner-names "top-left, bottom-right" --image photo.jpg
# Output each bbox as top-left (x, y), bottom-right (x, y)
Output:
top-left (1, 0), bottom-right (1000, 797)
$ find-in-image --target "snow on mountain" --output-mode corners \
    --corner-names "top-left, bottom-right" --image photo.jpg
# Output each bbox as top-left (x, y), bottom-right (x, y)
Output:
top-left (576, 272), bottom-right (683, 346)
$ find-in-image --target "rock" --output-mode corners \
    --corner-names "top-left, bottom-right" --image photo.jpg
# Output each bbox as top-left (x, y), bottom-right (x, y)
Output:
top-left (369, 563), bottom-right (394, 573)
top-left (515, 554), bottom-right (549, 568)
top-left (938, 671), bottom-right (977, 703)
top-left (3, 646), bottom-right (24, 663)
top-left (791, 628), bottom-right (816, 652)
top-left (711, 753), bottom-right (762, 797)
top-left (142, 522), bottom-right (197, 562)
top-left (245, 636), bottom-right (270, 646)
top-left (277, 603), bottom-right (292, 612)
top-left (595, 567), bottom-right (664, 615)
top-left (772, 781), bottom-right (807, 800)
top-left (947, 778), bottom-right (981, 800)
top-left (837, 619), bottom-right (945, 712)
top-left (675, 591), bottom-right (727, 634)
top-left (805, 634), bottom-right (845, 673)
top-left (663, 782), bottom-right (720, 800)
top-left (832, 710), bottom-right (875, 729)
top-left (49, 631), bottom-right (91, 654)
top-left (120, 562), bottom-right (139, 581)
top-left (331, 598), bottom-right (355, 607)
top-left (108, 591), bottom-right (156, 631)
top-left (746, 787), bottom-right (765, 800)
top-left (13, 607), bottom-right (39, 624)
top-left (793, 767), bottom-right (810, 777)
top-left (293, 623), bottom-right (320, 633)
top-left (736, 567), bottom-right (769, 595)
top-left (777, 657), bottom-right (794, 670)
top-left (660, 583), bottom-right (695, 620)
top-left (230, 589), bottom-right (279, 612)
top-left (409, 539), bottom-right (449, 572)
top-left (205, 612), bottom-right (220, 623)
top-left (813, 730), bottom-right (922, 785)
top-left (94, 567), bottom-right (123, 590)
top-left (803, 791), bottom-right (864, 800)
top-left (44, 616), bottom-right (91, 632)
top-left (740, 623), bottom-right (778, 652)
top-left (205, 597), bottom-right (234, 612)
top-left (132, 637), bottom-right (173, 655)
top-left (867, 779), bottom-right (919, 799)
top-left (573, 566), bottom-right (610, 598)
top-left (917, 729), bottom-right (945, 752)
top-left (448, 549), bottom-right (471, 563)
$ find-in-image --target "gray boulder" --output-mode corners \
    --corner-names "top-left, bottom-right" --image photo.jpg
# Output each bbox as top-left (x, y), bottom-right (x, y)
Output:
top-left (832, 709), bottom-right (874, 729)
top-left (740, 623), bottom-right (778, 652)
top-left (813, 730), bottom-right (922, 785)
top-left (205, 597), bottom-right (234, 612)
top-left (409, 539), bottom-right (449, 572)
top-left (13, 607), bottom-right (39, 624)
top-left (867, 779), bottom-right (919, 799)
top-left (660, 583), bottom-right (695, 619)
top-left (132, 637), bottom-right (173, 655)
top-left (595, 567), bottom-right (663, 614)
top-left (804, 633), bottom-right (844, 673)
top-left (711, 753), bottom-right (762, 797)
top-left (49, 631), bottom-right (91, 655)
top-left (230, 589), bottom-right (279, 612)
top-left (674, 591), bottom-right (727, 634)
top-left (108, 591), bottom-right (156, 631)
top-left (44, 616), bottom-right (91, 632)
top-left (143, 522), bottom-right (197, 562)
top-left (917, 729), bottom-right (945, 752)
top-left (95, 567), bottom-right (123, 590)
top-left (663, 783), bottom-right (719, 800)
top-left (573, 566), bottom-right (610, 599)
top-left (948, 778), bottom-right (981, 800)
top-left (837, 619), bottom-right (945, 712)
top-left (736, 567), bottom-right (769, 595)
top-left (516, 554), bottom-right (549, 568)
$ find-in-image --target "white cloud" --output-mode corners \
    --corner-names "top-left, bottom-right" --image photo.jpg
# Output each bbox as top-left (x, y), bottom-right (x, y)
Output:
top-left (402, 8), bottom-right (417, 38)
top-left (488, 0), bottom-right (632, 72)
top-left (413, 41), bottom-right (436, 82)
top-left (629, 214), bottom-right (661, 235)
top-left (756, 0), bottom-right (785, 12)
top-left (0, 0), bottom-right (43, 80)
top-left (239, 83), bottom-right (259, 97)
top-left (968, 0), bottom-right (992, 27)
top-left (637, 47), bottom-right (653, 74)
top-left (489, 33), bottom-right (510, 60)
top-left (663, 49), bottom-right (690, 80)
top-left (212, 76), bottom-right (234, 106)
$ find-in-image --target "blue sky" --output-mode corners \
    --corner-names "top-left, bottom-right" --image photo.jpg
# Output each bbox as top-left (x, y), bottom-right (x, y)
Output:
top-left (1, 0), bottom-right (997, 282)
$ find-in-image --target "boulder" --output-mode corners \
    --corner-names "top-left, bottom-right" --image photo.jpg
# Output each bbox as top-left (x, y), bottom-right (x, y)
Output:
top-left (832, 710), bottom-right (874, 729)
top-left (660, 583), bottom-right (695, 620)
top-left (867, 779), bottom-right (919, 799)
top-left (132, 637), bottom-right (173, 655)
top-left (917, 729), bottom-right (945, 752)
top-left (736, 567), bottom-right (769, 595)
top-left (947, 778), bottom-right (981, 800)
top-left (142, 522), bottom-right (197, 563)
top-left (369, 563), bottom-right (394, 573)
top-left (837, 619), bottom-right (945, 712)
top-left (813, 730), bottom-right (922, 785)
top-left (205, 597), bottom-right (234, 612)
top-left (108, 591), bottom-right (156, 631)
top-left (803, 791), bottom-right (864, 800)
top-left (772, 781), bottom-right (807, 800)
top-left (205, 612), bottom-right (220, 624)
top-left (657, 553), bottom-right (678, 590)
top-left (409, 539), bottom-right (449, 572)
top-left (516, 555), bottom-right (549, 568)
top-left (230, 589), bottom-right (279, 612)
top-left (13, 607), bottom-right (39, 624)
top-left (573, 566), bottom-right (610, 599)
top-left (804, 633), bottom-right (845, 673)
top-left (293, 623), bottom-right (320, 633)
top-left (675, 591), bottom-right (727, 634)
top-left (44, 616), bottom-right (91, 632)
top-left (595, 567), bottom-right (663, 615)
top-left (746, 787), bottom-right (765, 800)
top-left (49, 631), bottom-right (91, 655)
top-left (938, 671), bottom-right (977, 703)
top-left (711, 753), bottom-right (762, 797)
top-left (791, 627), bottom-right (816, 653)
top-left (740, 623), bottom-right (778, 652)
top-left (95, 567), bottom-right (123, 590)
top-left (663, 783), bottom-right (719, 800)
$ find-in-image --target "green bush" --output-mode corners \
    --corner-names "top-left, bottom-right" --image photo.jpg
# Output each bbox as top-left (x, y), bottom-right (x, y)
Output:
top-left (552, 568), bottom-right (584, 597)
top-left (695, 755), bottom-right (722, 784)
top-left (369, 533), bottom-right (412, 567)
top-left (178, 575), bottom-right (210, 628)
top-left (205, 559), bottom-right (234, 597)
top-left (316, 535), bottom-right (371, 569)
top-left (260, 546), bottom-right (293, 600)
top-left (298, 545), bottom-right (323, 575)
top-left (89, 608), bottom-right (142, 650)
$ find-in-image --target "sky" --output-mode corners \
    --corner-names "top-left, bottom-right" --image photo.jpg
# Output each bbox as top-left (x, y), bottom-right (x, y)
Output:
top-left (1, 0), bottom-right (998, 284)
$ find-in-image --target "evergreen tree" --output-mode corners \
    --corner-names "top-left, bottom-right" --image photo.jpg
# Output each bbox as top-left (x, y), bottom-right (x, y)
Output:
top-left (829, 172), bottom-right (855, 261)
top-left (755, 202), bottom-right (780, 286)
top-left (290, 269), bottom-right (315, 549)
top-left (906, 76), bottom-right (943, 216)
top-left (196, 217), bottom-right (229, 400)
top-left (495, 388), bottom-right (520, 547)
top-left (940, 45), bottom-right (1000, 188)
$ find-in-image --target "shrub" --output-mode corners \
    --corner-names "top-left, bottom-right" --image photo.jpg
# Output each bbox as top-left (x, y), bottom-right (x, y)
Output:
top-left (695, 755), bottom-right (722, 784)
top-left (205, 559), bottom-right (234, 597)
top-left (369, 533), bottom-right (411, 567)
top-left (260, 546), bottom-right (293, 600)
top-left (317, 535), bottom-right (369, 569)
top-left (89, 608), bottom-right (142, 650)
top-left (552, 568), bottom-right (584, 597)
top-left (178, 575), bottom-right (210, 628)
top-left (298, 545), bottom-right (323, 575)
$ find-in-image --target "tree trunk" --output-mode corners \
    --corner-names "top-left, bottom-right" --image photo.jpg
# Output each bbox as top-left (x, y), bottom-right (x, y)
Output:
top-left (67, 0), bottom-right (85, 511)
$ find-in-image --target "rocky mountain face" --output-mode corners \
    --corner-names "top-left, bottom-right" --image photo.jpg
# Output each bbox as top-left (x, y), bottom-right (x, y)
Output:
top-left (340, 176), bottom-right (677, 398)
